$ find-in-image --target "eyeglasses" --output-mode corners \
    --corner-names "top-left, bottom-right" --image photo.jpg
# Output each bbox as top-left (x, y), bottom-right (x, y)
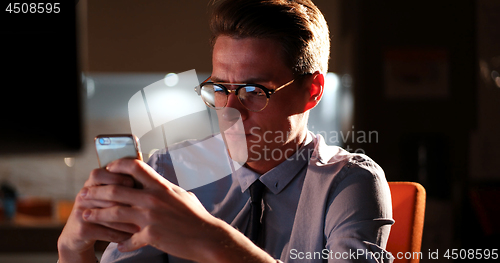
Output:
top-left (195, 76), bottom-right (295, 112)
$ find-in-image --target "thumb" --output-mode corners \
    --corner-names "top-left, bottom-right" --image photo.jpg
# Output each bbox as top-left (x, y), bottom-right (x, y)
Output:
top-left (106, 158), bottom-right (172, 190)
top-left (117, 232), bottom-right (148, 252)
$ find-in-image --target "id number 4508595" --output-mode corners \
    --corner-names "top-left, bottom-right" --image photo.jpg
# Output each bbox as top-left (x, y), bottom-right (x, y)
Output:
top-left (443, 249), bottom-right (498, 260)
top-left (5, 3), bottom-right (60, 14)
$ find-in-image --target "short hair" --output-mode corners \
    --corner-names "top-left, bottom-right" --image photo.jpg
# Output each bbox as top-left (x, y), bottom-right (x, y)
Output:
top-left (209, 0), bottom-right (330, 75)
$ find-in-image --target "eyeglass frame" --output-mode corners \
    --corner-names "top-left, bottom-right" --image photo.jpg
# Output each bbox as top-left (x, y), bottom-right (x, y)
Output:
top-left (194, 76), bottom-right (298, 112)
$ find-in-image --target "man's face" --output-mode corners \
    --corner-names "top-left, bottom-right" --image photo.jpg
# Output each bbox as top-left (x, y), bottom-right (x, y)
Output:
top-left (211, 35), bottom-right (310, 172)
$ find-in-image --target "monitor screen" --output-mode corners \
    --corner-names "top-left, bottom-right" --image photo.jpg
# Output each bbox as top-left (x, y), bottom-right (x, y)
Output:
top-left (0, 2), bottom-right (82, 154)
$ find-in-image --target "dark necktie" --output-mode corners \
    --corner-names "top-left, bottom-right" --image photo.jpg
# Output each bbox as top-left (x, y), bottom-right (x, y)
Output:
top-left (247, 179), bottom-right (265, 245)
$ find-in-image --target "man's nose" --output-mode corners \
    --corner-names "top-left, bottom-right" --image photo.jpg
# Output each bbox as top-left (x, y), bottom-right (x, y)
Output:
top-left (221, 92), bottom-right (248, 121)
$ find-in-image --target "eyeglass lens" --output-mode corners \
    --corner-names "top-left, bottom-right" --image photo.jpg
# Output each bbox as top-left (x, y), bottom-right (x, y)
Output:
top-left (200, 84), bottom-right (269, 111)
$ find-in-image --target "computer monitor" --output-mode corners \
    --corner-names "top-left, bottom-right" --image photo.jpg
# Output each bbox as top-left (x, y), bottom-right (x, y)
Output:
top-left (0, 2), bottom-right (82, 154)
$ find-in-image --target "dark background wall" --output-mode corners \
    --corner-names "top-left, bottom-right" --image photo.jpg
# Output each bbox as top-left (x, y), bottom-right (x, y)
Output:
top-left (344, 0), bottom-right (500, 257)
top-left (81, 0), bottom-right (342, 73)
top-left (352, 0), bottom-right (476, 196)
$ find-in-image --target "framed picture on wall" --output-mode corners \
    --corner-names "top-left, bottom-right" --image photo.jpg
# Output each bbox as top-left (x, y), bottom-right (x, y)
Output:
top-left (384, 48), bottom-right (449, 99)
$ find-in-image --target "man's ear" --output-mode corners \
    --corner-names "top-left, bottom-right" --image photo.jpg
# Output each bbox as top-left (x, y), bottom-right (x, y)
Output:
top-left (303, 71), bottom-right (324, 112)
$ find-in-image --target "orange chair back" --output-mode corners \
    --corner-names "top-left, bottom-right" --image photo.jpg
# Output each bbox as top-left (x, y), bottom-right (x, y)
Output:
top-left (386, 182), bottom-right (426, 263)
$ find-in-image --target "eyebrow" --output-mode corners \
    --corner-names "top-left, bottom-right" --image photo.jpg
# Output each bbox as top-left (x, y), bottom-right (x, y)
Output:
top-left (210, 76), bottom-right (271, 84)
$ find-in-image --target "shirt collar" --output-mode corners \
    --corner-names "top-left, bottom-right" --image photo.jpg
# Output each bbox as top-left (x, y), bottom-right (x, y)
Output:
top-left (234, 132), bottom-right (314, 195)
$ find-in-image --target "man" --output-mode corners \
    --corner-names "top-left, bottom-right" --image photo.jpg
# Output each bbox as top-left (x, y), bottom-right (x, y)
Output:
top-left (58, 0), bottom-right (394, 262)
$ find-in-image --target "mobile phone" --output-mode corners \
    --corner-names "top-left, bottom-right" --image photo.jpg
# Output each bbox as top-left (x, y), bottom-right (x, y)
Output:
top-left (95, 134), bottom-right (142, 168)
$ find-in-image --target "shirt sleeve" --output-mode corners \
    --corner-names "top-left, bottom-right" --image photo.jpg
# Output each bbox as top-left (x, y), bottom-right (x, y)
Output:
top-left (324, 164), bottom-right (395, 263)
top-left (100, 243), bottom-right (167, 263)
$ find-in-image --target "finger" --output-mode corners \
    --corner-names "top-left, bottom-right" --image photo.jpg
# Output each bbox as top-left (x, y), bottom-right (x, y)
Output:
top-left (78, 196), bottom-right (122, 209)
top-left (86, 199), bottom-right (124, 208)
top-left (84, 183), bottom-right (188, 212)
top-left (83, 205), bottom-right (142, 225)
top-left (78, 187), bottom-right (128, 208)
top-left (95, 221), bottom-right (140, 234)
top-left (84, 223), bottom-right (133, 244)
top-left (69, 207), bottom-right (133, 243)
top-left (85, 168), bottom-right (135, 188)
top-left (83, 184), bottom-right (145, 206)
top-left (106, 159), bottom-right (178, 192)
top-left (116, 230), bottom-right (149, 252)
